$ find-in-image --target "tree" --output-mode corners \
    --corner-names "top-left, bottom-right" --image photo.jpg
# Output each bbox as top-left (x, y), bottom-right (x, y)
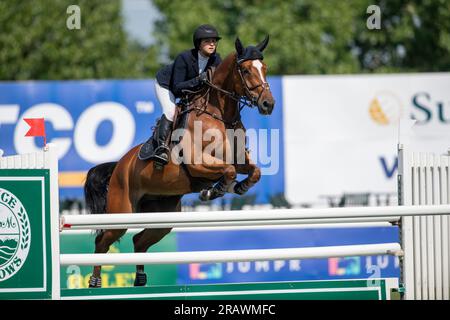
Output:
top-left (0, 0), bottom-right (160, 80)
top-left (2, 0), bottom-right (449, 79)
top-left (152, 0), bottom-right (450, 75)
top-left (353, 0), bottom-right (450, 72)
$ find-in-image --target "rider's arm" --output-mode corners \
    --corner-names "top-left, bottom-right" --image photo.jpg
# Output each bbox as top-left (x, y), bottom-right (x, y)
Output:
top-left (213, 53), bottom-right (222, 66)
top-left (172, 54), bottom-right (201, 97)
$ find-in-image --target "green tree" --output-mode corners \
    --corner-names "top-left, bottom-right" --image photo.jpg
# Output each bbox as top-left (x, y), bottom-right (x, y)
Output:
top-left (0, 0), bottom-right (160, 80)
top-left (152, 0), bottom-right (450, 75)
top-left (353, 0), bottom-right (450, 72)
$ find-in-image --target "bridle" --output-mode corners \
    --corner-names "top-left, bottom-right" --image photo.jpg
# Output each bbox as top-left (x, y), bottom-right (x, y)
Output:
top-left (181, 57), bottom-right (270, 128)
top-left (236, 59), bottom-right (271, 107)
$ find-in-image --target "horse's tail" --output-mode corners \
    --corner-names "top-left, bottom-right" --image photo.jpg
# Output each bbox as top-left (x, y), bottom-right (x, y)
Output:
top-left (84, 162), bottom-right (117, 215)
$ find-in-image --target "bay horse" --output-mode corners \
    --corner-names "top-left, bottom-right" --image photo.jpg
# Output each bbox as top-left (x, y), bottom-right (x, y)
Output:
top-left (84, 36), bottom-right (275, 288)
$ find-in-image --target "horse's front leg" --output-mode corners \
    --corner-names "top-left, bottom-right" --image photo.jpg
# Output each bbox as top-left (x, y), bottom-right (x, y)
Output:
top-left (186, 152), bottom-right (238, 201)
top-left (234, 150), bottom-right (261, 195)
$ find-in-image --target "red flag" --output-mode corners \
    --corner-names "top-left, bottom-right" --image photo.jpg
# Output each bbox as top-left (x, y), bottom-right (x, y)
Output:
top-left (24, 118), bottom-right (46, 145)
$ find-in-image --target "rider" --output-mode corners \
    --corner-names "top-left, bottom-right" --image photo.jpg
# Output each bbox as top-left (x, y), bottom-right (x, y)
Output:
top-left (146, 24), bottom-right (222, 166)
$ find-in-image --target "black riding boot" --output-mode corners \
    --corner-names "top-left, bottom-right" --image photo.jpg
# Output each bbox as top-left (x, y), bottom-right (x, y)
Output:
top-left (152, 114), bottom-right (173, 166)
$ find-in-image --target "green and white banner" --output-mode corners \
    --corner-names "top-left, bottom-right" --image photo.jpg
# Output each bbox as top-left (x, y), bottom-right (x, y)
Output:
top-left (0, 169), bottom-right (55, 299)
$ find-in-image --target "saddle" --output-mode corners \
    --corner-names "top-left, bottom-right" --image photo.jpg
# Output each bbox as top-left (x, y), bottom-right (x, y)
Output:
top-left (138, 68), bottom-right (216, 162)
top-left (138, 103), bottom-right (188, 161)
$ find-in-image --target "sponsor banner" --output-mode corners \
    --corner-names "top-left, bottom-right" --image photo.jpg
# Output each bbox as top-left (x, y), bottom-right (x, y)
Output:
top-left (60, 231), bottom-right (177, 288)
top-left (283, 73), bottom-right (450, 203)
top-left (0, 170), bottom-right (53, 299)
top-left (0, 78), bottom-right (284, 203)
top-left (176, 228), bottom-right (400, 284)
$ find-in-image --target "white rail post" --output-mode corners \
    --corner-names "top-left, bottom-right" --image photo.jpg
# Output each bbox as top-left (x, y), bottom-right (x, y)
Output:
top-left (399, 145), bottom-right (450, 300)
top-left (45, 143), bottom-right (61, 300)
top-left (398, 144), bottom-right (417, 300)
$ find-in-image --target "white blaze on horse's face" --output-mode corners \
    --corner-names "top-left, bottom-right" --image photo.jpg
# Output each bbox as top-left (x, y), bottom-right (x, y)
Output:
top-left (252, 60), bottom-right (266, 83)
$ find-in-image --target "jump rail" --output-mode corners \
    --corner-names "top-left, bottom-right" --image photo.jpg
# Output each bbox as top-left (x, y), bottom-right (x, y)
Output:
top-left (60, 205), bottom-right (450, 230)
top-left (60, 243), bottom-right (402, 266)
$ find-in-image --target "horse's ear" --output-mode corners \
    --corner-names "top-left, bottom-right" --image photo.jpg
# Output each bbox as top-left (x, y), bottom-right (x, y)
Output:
top-left (235, 37), bottom-right (244, 56)
top-left (256, 34), bottom-right (269, 52)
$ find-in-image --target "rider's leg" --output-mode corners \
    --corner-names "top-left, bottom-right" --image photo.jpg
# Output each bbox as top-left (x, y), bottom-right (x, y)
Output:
top-left (155, 81), bottom-right (176, 121)
top-left (153, 82), bottom-right (176, 165)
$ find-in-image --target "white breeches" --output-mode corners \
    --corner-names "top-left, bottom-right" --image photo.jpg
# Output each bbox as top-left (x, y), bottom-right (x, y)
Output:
top-left (155, 82), bottom-right (176, 121)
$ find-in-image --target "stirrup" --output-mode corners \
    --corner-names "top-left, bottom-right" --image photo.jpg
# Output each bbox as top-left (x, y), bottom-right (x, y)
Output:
top-left (154, 144), bottom-right (170, 156)
top-left (152, 145), bottom-right (170, 164)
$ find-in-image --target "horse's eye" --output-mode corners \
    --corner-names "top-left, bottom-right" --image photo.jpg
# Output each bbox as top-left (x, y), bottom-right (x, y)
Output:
top-left (243, 69), bottom-right (250, 75)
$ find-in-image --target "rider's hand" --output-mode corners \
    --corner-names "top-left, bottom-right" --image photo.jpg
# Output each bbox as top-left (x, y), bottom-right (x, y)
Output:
top-left (197, 71), bottom-right (208, 83)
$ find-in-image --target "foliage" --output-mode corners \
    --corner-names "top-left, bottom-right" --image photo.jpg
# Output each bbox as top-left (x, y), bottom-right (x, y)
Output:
top-left (1, 0), bottom-right (449, 79)
top-left (0, 0), bottom-right (160, 80)
top-left (152, 0), bottom-right (450, 75)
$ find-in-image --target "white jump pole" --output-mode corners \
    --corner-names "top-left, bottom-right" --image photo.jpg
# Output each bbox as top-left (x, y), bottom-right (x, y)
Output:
top-left (61, 217), bottom-right (400, 230)
top-left (60, 205), bottom-right (450, 231)
top-left (60, 243), bottom-right (402, 266)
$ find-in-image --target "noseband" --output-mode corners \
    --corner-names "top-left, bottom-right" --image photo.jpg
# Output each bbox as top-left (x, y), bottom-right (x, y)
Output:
top-left (236, 61), bottom-right (270, 106)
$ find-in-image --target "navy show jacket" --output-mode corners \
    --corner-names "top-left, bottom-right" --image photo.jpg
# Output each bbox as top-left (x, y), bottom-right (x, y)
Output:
top-left (156, 48), bottom-right (222, 98)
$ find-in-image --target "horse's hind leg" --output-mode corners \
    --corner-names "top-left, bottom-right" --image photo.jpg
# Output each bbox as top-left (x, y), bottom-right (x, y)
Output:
top-left (132, 196), bottom-right (181, 286)
top-left (89, 229), bottom-right (127, 287)
top-left (89, 187), bottom-right (131, 288)
top-left (132, 228), bottom-right (172, 286)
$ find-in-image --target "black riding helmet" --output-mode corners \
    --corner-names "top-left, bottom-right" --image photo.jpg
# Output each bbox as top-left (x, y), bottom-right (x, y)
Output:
top-left (193, 24), bottom-right (221, 49)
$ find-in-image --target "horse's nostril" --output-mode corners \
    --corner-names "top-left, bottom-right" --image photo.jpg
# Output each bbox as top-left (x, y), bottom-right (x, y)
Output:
top-left (262, 100), bottom-right (273, 110)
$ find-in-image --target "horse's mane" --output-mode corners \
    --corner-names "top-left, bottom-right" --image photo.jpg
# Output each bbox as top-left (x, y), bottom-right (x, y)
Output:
top-left (212, 52), bottom-right (237, 86)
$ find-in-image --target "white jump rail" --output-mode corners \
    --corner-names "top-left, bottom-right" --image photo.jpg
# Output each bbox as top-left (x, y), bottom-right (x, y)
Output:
top-left (60, 243), bottom-right (402, 266)
top-left (60, 205), bottom-right (450, 230)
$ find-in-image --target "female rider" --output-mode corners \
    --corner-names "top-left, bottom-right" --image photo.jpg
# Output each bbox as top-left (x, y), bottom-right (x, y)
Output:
top-left (141, 24), bottom-right (222, 166)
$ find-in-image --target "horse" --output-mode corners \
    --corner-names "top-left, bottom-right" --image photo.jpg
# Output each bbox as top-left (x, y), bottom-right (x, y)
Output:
top-left (84, 36), bottom-right (275, 288)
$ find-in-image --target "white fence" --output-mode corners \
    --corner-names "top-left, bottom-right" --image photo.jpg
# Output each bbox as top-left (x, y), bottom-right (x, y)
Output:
top-left (398, 144), bottom-right (450, 300)
top-left (1, 143), bottom-right (450, 300)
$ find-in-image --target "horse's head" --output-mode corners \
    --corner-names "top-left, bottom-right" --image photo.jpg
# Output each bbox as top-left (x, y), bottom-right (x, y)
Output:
top-left (234, 35), bottom-right (275, 115)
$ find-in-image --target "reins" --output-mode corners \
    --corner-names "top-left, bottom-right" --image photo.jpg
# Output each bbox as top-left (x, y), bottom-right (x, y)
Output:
top-left (180, 58), bottom-right (267, 128)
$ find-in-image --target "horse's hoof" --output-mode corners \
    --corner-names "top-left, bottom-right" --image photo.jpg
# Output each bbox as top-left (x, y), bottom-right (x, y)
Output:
top-left (134, 272), bottom-right (147, 287)
top-left (199, 189), bottom-right (211, 201)
top-left (234, 181), bottom-right (249, 195)
top-left (208, 188), bottom-right (225, 201)
top-left (88, 275), bottom-right (102, 288)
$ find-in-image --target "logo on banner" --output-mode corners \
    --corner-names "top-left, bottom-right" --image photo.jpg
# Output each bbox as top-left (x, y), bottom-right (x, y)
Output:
top-left (369, 91), bottom-right (403, 126)
top-left (0, 188), bottom-right (31, 282)
top-left (328, 257), bottom-right (361, 276)
top-left (189, 263), bottom-right (222, 280)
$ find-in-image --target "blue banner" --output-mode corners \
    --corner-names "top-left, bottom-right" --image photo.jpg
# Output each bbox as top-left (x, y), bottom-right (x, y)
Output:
top-left (0, 78), bottom-right (284, 203)
top-left (176, 227), bottom-right (400, 284)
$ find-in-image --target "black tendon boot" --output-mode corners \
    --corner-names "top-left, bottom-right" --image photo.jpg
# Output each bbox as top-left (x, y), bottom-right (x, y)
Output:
top-left (134, 271), bottom-right (147, 287)
top-left (88, 275), bottom-right (102, 288)
top-left (151, 114), bottom-right (173, 169)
